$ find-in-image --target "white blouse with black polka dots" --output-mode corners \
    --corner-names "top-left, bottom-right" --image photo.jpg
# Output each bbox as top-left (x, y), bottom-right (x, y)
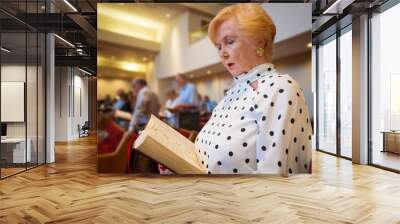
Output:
top-left (195, 63), bottom-right (312, 174)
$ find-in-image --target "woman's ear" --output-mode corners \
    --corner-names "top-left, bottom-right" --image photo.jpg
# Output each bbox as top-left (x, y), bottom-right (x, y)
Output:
top-left (256, 37), bottom-right (266, 49)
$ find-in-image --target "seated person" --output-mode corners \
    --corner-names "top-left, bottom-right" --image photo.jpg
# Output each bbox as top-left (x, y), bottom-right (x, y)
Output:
top-left (160, 89), bottom-right (179, 127)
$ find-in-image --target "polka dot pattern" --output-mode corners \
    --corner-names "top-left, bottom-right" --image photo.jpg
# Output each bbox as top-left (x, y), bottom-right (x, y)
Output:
top-left (194, 63), bottom-right (312, 175)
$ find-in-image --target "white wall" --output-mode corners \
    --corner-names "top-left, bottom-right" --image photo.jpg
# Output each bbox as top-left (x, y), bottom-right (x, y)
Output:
top-left (1, 65), bottom-right (37, 137)
top-left (55, 67), bottom-right (89, 141)
top-left (97, 78), bottom-right (131, 100)
top-left (1, 64), bottom-right (46, 163)
top-left (72, 74), bottom-right (89, 138)
top-left (261, 3), bottom-right (311, 43)
top-left (55, 67), bottom-right (68, 141)
top-left (191, 72), bottom-right (232, 102)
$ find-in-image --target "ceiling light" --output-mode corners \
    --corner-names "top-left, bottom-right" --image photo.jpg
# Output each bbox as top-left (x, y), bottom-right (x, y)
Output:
top-left (165, 13), bottom-right (171, 19)
top-left (98, 56), bottom-right (146, 73)
top-left (111, 56), bottom-right (115, 60)
top-left (97, 5), bottom-right (166, 42)
top-left (98, 6), bottom-right (164, 31)
top-left (142, 57), bottom-right (148, 62)
top-left (76, 48), bottom-right (83, 52)
top-left (63, 0), bottom-right (78, 12)
top-left (54, 34), bottom-right (75, 48)
top-left (307, 42), bottom-right (312, 48)
top-left (1, 47), bottom-right (11, 53)
top-left (322, 0), bottom-right (354, 15)
top-left (206, 70), bottom-right (212, 75)
top-left (78, 67), bottom-right (93, 76)
top-left (41, 5), bottom-right (45, 10)
top-left (121, 62), bottom-right (145, 72)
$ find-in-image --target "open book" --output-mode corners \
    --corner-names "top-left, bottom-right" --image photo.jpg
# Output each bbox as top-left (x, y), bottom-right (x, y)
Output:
top-left (134, 115), bottom-right (208, 174)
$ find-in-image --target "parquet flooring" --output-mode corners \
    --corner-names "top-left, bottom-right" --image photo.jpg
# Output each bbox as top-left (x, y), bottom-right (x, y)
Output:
top-left (373, 151), bottom-right (400, 171)
top-left (1, 135), bottom-right (400, 223)
top-left (1, 167), bottom-right (26, 178)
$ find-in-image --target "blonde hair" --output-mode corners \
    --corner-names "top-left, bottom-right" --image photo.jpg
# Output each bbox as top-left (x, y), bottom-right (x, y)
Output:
top-left (208, 4), bottom-right (276, 61)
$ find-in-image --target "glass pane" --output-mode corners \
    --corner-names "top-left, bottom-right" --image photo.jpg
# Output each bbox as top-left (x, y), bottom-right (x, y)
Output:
top-left (371, 3), bottom-right (400, 171)
top-left (318, 36), bottom-right (337, 154)
top-left (1, 30), bottom-right (27, 177)
top-left (38, 33), bottom-right (45, 165)
top-left (27, 0), bottom-right (39, 168)
top-left (27, 31), bottom-right (38, 169)
top-left (340, 28), bottom-right (352, 158)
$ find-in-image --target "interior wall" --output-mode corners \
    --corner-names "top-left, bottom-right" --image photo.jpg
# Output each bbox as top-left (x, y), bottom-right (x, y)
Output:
top-left (155, 12), bottom-right (220, 79)
top-left (1, 65), bottom-right (36, 138)
top-left (188, 11), bottom-right (212, 44)
top-left (190, 72), bottom-right (233, 102)
top-left (261, 3), bottom-right (311, 42)
top-left (55, 67), bottom-right (89, 141)
top-left (55, 67), bottom-right (69, 141)
top-left (97, 77), bottom-right (131, 100)
top-left (156, 78), bottom-right (176, 109)
top-left (1, 63), bottom-right (45, 166)
top-left (72, 74), bottom-right (89, 138)
top-left (145, 61), bottom-right (161, 98)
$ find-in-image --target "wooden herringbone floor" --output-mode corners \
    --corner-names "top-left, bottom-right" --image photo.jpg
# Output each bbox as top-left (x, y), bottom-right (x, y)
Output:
top-left (1, 135), bottom-right (400, 224)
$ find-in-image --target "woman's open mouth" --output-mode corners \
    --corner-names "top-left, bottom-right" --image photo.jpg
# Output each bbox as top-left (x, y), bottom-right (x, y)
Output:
top-left (227, 63), bottom-right (235, 69)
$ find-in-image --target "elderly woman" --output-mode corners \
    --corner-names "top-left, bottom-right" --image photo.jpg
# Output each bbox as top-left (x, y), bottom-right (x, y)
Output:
top-left (194, 4), bottom-right (312, 174)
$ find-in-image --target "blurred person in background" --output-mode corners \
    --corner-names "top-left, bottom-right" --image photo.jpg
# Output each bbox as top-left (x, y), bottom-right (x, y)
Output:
top-left (113, 89), bottom-right (127, 110)
top-left (127, 90), bottom-right (136, 112)
top-left (170, 74), bottom-right (199, 112)
top-left (114, 91), bottom-right (131, 129)
top-left (128, 78), bottom-right (161, 132)
top-left (98, 94), bottom-right (113, 111)
top-left (162, 89), bottom-right (179, 127)
top-left (203, 95), bottom-right (217, 113)
top-left (197, 93), bottom-right (203, 110)
top-left (103, 94), bottom-right (113, 109)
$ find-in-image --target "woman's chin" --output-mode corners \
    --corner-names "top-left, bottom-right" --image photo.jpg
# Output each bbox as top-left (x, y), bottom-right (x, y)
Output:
top-left (224, 65), bottom-right (243, 76)
top-left (230, 70), bottom-right (243, 77)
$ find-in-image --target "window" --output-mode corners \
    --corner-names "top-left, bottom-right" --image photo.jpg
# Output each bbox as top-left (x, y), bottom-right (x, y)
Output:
top-left (370, 2), bottom-right (400, 171)
top-left (317, 36), bottom-right (337, 154)
top-left (339, 27), bottom-right (352, 158)
top-left (316, 24), bottom-right (353, 159)
top-left (0, 1), bottom-right (47, 179)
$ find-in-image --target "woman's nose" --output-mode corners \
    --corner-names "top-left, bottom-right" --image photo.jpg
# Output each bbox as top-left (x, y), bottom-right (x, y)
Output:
top-left (219, 49), bottom-right (229, 60)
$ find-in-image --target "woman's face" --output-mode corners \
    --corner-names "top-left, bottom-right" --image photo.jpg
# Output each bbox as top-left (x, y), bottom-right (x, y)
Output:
top-left (215, 19), bottom-right (262, 76)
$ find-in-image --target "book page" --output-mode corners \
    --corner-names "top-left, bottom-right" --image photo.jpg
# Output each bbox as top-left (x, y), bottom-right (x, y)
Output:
top-left (143, 115), bottom-right (205, 169)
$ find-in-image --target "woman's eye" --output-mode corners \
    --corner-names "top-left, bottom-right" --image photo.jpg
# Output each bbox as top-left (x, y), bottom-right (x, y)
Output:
top-left (227, 39), bottom-right (234, 45)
